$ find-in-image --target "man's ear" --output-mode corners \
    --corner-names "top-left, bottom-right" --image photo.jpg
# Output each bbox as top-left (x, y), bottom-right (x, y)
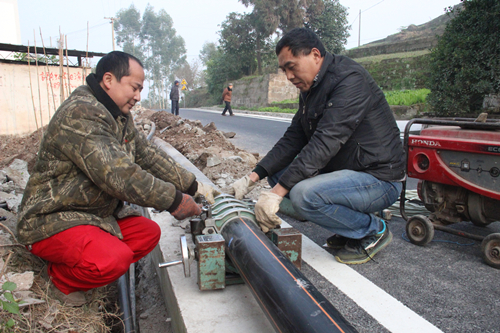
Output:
top-left (311, 48), bottom-right (322, 64)
top-left (101, 72), bottom-right (114, 90)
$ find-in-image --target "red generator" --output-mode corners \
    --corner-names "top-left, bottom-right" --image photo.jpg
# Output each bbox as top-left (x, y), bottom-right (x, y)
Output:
top-left (400, 118), bottom-right (500, 269)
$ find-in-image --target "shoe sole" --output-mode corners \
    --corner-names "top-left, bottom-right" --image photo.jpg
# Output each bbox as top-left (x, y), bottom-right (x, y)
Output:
top-left (334, 231), bottom-right (393, 265)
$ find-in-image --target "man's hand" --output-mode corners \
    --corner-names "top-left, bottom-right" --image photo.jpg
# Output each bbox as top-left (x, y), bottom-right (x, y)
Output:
top-left (170, 194), bottom-right (201, 220)
top-left (225, 175), bottom-right (257, 199)
top-left (254, 191), bottom-right (283, 233)
top-left (196, 181), bottom-right (220, 204)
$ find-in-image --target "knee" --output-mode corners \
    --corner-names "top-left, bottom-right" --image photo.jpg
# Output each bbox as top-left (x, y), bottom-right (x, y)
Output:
top-left (290, 181), bottom-right (319, 211)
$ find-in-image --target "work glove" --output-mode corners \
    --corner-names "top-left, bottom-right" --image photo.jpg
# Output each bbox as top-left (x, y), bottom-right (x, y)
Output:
top-left (170, 194), bottom-right (202, 220)
top-left (225, 175), bottom-right (257, 199)
top-left (254, 191), bottom-right (283, 233)
top-left (196, 181), bottom-right (220, 204)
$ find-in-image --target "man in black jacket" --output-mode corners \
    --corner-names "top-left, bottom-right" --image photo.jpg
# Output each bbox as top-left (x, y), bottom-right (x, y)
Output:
top-left (170, 80), bottom-right (180, 115)
top-left (228, 28), bottom-right (405, 264)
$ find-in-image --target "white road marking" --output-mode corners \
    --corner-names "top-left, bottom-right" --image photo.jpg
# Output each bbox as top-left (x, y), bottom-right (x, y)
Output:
top-left (282, 220), bottom-right (443, 333)
top-left (193, 108), bottom-right (293, 123)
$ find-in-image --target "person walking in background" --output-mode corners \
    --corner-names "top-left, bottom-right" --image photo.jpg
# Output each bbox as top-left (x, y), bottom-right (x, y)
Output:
top-left (170, 80), bottom-right (180, 115)
top-left (221, 83), bottom-right (234, 116)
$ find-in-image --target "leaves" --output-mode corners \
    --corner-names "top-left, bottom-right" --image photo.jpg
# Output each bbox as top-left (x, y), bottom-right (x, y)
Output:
top-left (427, 0), bottom-right (500, 116)
top-left (115, 5), bottom-right (187, 107)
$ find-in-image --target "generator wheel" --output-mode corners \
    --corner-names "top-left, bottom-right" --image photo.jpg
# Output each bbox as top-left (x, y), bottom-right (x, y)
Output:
top-left (481, 233), bottom-right (500, 269)
top-left (406, 215), bottom-right (434, 246)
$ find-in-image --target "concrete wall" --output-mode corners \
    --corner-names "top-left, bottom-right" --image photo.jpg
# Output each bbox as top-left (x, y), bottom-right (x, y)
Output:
top-left (0, 62), bottom-right (90, 135)
top-left (232, 72), bottom-right (298, 108)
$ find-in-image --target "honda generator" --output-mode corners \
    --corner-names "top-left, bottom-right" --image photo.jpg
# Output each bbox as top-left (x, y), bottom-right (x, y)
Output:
top-left (400, 117), bottom-right (500, 268)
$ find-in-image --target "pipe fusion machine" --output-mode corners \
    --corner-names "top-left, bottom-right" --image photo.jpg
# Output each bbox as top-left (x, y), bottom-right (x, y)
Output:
top-left (160, 194), bottom-right (357, 333)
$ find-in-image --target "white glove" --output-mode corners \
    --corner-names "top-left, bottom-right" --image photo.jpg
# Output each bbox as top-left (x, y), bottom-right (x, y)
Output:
top-left (196, 181), bottom-right (220, 204)
top-left (254, 191), bottom-right (283, 233)
top-left (226, 175), bottom-right (257, 199)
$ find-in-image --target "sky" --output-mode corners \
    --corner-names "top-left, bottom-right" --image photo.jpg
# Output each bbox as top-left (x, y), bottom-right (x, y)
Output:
top-left (17, 0), bottom-right (461, 67)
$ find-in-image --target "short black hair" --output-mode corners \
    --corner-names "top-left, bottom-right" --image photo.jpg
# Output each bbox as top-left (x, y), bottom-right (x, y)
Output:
top-left (95, 51), bottom-right (143, 82)
top-left (275, 28), bottom-right (326, 57)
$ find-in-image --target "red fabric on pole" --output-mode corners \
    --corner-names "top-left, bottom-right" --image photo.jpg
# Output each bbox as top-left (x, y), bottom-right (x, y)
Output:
top-left (30, 216), bottom-right (160, 294)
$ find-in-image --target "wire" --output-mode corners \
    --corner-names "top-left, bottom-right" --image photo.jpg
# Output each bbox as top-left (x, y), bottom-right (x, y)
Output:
top-left (401, 232), bottom-right (476, 246)
top-left (362, 0), bottom-right (386, 13)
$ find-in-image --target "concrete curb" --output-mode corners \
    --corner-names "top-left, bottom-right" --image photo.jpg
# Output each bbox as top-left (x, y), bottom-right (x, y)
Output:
top-left (149, 137), bottom-right (274, 333)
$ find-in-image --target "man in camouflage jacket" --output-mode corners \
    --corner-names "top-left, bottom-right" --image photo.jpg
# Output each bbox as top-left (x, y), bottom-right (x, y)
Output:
top-left (17, 51), bottom-right (212, 305)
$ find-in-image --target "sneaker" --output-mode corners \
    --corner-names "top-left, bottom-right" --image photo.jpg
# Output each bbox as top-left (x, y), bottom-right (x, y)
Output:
top-left (335, 220), bottom-right (392, 264)
top-left (50, 283), bottom-right (87, 307)
top-left (325, 234), bottom-right (349, 249)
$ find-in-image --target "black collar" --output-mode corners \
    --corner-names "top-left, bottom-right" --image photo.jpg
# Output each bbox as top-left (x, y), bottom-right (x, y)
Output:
top-left (86, 73), bottom-right (123, 119)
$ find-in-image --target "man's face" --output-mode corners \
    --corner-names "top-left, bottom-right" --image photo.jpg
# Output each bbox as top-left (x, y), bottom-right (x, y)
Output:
top-left (104, 59), bottom-right (144, 114)
top-left (229, 85), bottom-right (233, 89)
top-left (278, 47), bottom-right (323, 92)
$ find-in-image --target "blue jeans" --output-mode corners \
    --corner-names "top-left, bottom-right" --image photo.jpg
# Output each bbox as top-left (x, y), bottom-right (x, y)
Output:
top-left (268, 168), bottom-right (402, 239)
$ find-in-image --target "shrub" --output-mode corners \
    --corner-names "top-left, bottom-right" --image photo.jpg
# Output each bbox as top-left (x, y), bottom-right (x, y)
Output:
top-left (427, 0), bottom-right (500, 116)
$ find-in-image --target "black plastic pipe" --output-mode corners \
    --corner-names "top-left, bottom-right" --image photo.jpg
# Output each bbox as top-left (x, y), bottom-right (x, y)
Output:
top-left (117, 272), bottom-right (135, 333)
top-left (221, 217), bottom-right (358, 333)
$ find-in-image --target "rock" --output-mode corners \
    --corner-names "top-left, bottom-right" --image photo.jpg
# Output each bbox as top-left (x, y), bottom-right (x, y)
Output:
top-left (176, 119), bottom-right (184, 126)
top-left (183, 123), bottom-right (192, 131)
top-left (1, 272), bottom-right (35, 291)
top-left (215, 178), bottom-right (227, 187)
top-left (0, 192), bottom-right (23, 213)
top-left (0, 208), bottom-right (16, 234)
top-left (0, 170), bottom-right (7, 183)
top-left (228, 156), bottom-right (243, 163)
top-left (223, 132), bottom-right (236, 138)
top-left (2, 159), bottom-right (30, 189)
top-left (206, 155), bottom-right (222, 167)
top-left (144, 124), bottom-right (151, 131)
top-left (203, 122), bottom-right (217, 132)
top-left (140, 313), bottom-right (149, 320)
top-left (193, 127), bottom-right (205, 136)
top-left (0, 181), bottom-right (16, 193)
top-left (238, 151), bottom-right (258, 167)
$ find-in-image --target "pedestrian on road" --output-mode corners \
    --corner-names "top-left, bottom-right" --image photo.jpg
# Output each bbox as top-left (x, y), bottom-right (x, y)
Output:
top-left (16, 51), bottom-right (219, 306)
top-left (227, 28), bottom-right (405, 265)
top-left (170, 80), bottom-right (180, 115)
top-left (221, 83), bottom-right (234, 116)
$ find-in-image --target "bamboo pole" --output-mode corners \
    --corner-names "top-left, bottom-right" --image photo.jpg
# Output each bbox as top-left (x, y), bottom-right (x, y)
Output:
top-left (85, 21), bottom-right (89, 82)
top-left (59, 30), bottom-right (65, 102)
top-left (65, 35), bottom-right (71, 96)
top-left (33, 30), bottom-right (44, 135)
top-left (27, 41), bottom-right (40, 139)
top-left (39, 28), bottom-right (56, 117)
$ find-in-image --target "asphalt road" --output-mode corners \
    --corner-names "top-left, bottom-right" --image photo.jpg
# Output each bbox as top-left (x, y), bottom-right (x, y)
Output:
top-left (174, 107), bottom-right (500, 333)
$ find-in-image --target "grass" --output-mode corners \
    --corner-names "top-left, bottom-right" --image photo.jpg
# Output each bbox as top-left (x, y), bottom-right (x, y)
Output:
top-left (354, 50), bottom-right (430, 64)
top-left (270, 97), bottom-right (299, 104)
top-left (384, 89), bottom-right (430, 106)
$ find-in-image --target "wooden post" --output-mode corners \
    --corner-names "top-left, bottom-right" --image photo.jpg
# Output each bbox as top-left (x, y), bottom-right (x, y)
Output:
top-left (59, 31), bottom-right (65, 103)
top-left (65, 35), bottom-right (71, 96)
top-left (27, 41), bottom-right (40, 137)
top-left (33, 30), bottom-right (43, 134)
top-left (40, 28), bottom-right (56, 117)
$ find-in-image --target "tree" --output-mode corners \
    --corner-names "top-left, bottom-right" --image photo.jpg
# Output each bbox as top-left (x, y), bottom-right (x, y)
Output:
top-left (199, 42), bottom-right (217, 66)
top-left (305, 0), bottom-right (350, 54)
top-left (174, 59), bottom-right (204, 89)
top-left (427, 0), bottom-right (500, 116)
top-left (115, 4), bottom-right (187, 108)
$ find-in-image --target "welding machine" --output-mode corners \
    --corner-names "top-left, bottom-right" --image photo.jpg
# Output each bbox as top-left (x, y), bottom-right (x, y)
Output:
top-left (400, 118), bottom-right (500, 268)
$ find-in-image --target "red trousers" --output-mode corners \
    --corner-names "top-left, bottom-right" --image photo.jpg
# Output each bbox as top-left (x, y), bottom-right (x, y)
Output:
top-left (30, 216), bottom-right (161, 294)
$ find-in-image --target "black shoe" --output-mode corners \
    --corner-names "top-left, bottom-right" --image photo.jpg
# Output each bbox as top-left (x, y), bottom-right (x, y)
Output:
top-left (221, 114), bottom-right (226, 116)
top-left (230, 114), bottom-right (234, 116)
top-left (335, 220), bottom-right (392, 264)
top-left (325, 234), bottom-right (349, 249)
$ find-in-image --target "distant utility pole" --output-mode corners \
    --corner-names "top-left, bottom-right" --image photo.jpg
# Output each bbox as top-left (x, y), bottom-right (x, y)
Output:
top-left (104, 17), bottom-right (116, 51)
top-left (358, 9), bottom-right (361, 47)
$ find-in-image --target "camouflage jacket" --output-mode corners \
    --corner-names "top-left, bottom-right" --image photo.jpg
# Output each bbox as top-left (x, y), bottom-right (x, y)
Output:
top-left (17, 76), bottom-right (196, 245)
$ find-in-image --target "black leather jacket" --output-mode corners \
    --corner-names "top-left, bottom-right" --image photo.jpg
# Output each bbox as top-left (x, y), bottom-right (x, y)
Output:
top-left (257, 52), bottom-right (405, 190)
